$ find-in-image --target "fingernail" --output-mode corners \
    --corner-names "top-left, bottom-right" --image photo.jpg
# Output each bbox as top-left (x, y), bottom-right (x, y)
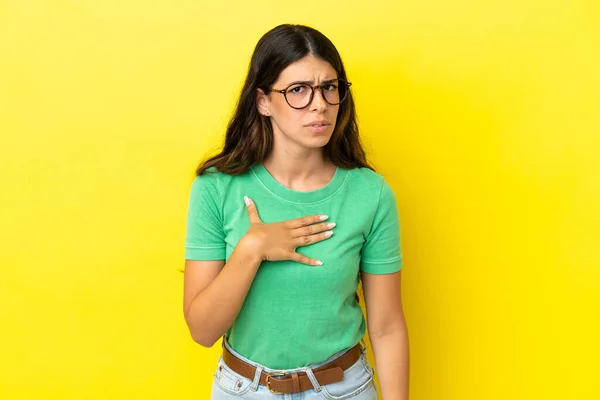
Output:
top-left (315, 260), bottom-right (323, 266)
top-left (244, 196), bottom-right (250, 206)
top-left (324, 231), bottom-right (333, 237)
top-left (326, 223), bottom-right (336, 229)
top-left (319, 215), bottom-right (328, 221)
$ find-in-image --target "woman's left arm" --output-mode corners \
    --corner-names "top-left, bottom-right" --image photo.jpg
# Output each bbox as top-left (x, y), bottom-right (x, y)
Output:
top-left (362, 270), bottom-right (409, 400)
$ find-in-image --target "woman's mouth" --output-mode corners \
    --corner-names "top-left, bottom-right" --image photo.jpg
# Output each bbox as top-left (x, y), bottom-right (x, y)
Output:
top-left (305, 121), bottom-right (331, 133)
top-left (306, 124), bottom-right (330, 133)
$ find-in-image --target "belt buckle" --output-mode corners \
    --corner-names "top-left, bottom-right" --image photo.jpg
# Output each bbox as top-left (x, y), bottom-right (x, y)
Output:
top-left (265, 372), bottom-right (285, 394)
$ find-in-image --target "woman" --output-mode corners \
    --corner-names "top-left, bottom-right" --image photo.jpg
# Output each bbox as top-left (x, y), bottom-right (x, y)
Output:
top-left (183, 24), bottom-right (409, 399)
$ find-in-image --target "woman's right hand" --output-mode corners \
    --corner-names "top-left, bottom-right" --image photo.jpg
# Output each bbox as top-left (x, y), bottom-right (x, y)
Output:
top-left (240, 196), bottom-right (335, 266)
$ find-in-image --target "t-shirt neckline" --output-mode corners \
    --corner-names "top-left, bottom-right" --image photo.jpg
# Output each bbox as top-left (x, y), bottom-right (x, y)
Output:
top-left (250, 163), bottom-right (348, 204)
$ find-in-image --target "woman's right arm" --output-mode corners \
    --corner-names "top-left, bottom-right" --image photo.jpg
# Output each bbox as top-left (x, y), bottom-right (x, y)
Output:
top-left (183, 236), bottom-right (262, 347)
top-left (183, 196), bottom-right (335, 347)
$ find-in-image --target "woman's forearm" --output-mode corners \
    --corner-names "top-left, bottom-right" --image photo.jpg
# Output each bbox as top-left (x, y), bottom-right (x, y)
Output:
top-left (370, 320), bottom-right (410, 399)
top-left (184, 237), bottom-right (262, 347)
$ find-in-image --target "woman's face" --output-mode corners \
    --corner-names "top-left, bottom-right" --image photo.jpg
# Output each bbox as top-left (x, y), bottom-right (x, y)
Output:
top-left (258, 55), bottom-right (340, 152)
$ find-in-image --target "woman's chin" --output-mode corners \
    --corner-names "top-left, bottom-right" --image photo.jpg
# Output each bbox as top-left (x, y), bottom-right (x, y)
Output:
top-left (304, 135), bottom-right (332, 149)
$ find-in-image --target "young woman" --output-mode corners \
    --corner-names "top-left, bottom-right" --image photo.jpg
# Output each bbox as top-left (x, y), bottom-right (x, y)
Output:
top-left (183, 24), bottom-right (409, 399)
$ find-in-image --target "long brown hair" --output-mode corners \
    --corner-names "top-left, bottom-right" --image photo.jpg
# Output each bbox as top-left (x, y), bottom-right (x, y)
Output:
top-left (196, 24), bottom-right (374, 176)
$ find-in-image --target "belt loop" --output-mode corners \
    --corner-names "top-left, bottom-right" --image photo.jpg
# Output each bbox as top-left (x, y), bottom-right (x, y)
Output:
top-left (304, 367), bottom-right (322, 393)
top-left (251, 365), bottom-right (263, 391)
top-left (291, 372), bottom-right (300, 393)
top-left (360, 338), bottom-right (367, 354)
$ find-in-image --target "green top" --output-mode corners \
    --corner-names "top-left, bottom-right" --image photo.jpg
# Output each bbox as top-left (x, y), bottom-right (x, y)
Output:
top-left (184, 163), bottom-right (403, 369)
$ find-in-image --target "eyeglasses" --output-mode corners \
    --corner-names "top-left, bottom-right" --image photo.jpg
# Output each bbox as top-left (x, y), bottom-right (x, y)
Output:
top-left (268, 79), bottom-right (352, 109)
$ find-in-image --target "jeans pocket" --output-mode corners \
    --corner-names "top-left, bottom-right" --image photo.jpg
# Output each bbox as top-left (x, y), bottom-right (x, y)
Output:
top-left (213, 356), bottom-right (253, 396)
top-left (320, 354), bottom-right (377, 400)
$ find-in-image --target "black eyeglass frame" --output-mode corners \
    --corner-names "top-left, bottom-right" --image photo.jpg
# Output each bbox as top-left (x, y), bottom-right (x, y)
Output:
top-left (268, 79), bottom-right (352, 110)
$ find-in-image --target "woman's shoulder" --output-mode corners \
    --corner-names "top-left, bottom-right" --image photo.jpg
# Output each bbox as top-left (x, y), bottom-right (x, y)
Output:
top-left (191, 165), bottom-right (251, 188)
top-left (345, 166), bottom-right (386, 187)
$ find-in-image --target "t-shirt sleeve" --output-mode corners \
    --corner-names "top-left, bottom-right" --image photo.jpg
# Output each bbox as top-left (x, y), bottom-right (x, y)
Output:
top-left (184, 174), bottom-right (226, 260)
top-left (359, 178), bottom-right (403, 274)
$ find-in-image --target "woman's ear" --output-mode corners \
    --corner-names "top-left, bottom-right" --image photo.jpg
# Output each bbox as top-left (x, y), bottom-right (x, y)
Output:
top-left (256, 88), bottom-right (271, 116)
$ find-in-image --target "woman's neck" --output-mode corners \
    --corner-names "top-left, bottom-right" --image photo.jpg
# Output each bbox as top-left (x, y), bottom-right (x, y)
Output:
top-left (262, 151), bottom-right (336, 192)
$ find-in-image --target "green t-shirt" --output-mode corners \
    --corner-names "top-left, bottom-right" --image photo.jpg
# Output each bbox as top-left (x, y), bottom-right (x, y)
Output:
top-left (184, 163), bottom-right (403, 369)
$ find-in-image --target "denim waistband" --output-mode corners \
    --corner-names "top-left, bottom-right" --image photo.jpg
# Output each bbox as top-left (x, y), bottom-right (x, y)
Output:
top-left (221, 336), bottom-right (367, 374)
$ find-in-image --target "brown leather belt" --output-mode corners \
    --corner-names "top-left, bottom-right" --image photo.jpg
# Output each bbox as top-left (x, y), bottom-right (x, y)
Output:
top-left (221, 342), bottom-right (363, 394)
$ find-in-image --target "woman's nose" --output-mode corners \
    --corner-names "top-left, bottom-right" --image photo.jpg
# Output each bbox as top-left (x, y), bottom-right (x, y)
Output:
top-left (310, 88), bottom-right (328, 112)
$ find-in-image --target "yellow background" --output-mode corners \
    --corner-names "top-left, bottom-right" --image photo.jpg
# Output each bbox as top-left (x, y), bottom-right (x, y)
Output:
top-left (1, 0), bottom-right (598, 399)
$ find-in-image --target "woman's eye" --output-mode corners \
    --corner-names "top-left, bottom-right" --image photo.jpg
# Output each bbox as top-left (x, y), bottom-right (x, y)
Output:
top-left (288, 86), bottom-right (306, 94)
top-left (323, 84), bottom-right (337, 91)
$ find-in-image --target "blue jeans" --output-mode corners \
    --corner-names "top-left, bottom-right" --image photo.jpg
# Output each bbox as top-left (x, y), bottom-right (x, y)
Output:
top-left (211, 339), bottom-right (378, 399)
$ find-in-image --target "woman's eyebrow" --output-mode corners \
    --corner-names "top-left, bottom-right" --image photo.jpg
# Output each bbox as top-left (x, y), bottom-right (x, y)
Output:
top-left (285, 78), bottom-right (339, 86)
